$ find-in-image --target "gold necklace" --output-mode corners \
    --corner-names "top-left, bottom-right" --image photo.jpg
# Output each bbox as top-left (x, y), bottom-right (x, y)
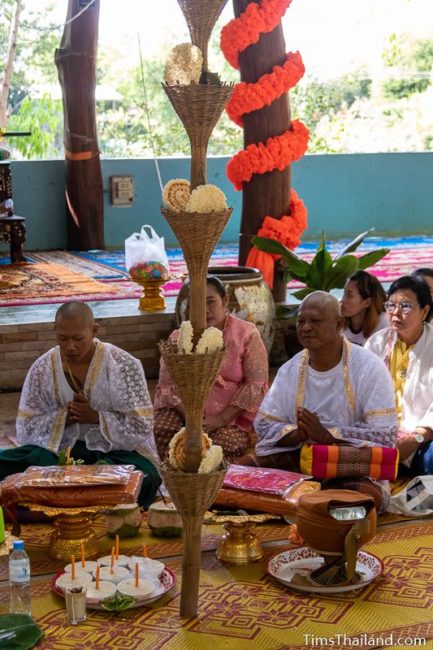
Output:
top-left (65, 359), bottom-right (85, 395)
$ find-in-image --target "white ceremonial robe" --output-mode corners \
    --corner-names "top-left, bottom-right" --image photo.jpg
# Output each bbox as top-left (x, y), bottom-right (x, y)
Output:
top-left (365, 323), bottom-right (433, 433)
top-left (255, 337), bottom-right (397, 457)
top-left (16, 340), bottom-right (159, 468)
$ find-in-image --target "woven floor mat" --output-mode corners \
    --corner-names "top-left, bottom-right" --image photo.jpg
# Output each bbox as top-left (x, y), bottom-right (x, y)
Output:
top-left (0, 519), bottom-right (432, 649)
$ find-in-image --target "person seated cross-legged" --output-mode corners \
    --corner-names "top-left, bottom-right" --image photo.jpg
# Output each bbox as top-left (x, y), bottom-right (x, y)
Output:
top-left (0, 301), bottom-right (161, 508)
top-left (153, 276), bottom-right (269, 462)
top-left (366, 275), bottom-right (433, 476)
top-left (252, 292), bottom-right (398, 510)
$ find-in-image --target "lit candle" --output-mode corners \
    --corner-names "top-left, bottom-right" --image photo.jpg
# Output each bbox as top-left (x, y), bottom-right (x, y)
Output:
top-left (134, 562), bottom-right (139, 588)
top-left (115, 534), bottom-right (119, 560)
top-left (110, 546), bottom-right (115, 575)
top-left (71, 555), bottom-right (76, 580)
top-left (95, 564), bottom-right (100, 590)
top-left (80, 543), bottom-right (85, 568)
top-left (142, 544), bottom-right (148, 558)
top-left (66, 447), bottom-right (71, 464)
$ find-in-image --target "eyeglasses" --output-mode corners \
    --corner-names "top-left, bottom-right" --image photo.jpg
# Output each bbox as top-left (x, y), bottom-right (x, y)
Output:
top-left (384, 301), bottom-right (415, 315)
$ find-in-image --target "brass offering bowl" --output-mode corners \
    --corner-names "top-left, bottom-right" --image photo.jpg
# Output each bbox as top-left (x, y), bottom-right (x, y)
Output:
top-left (211, 513), bottom-right (279, 565)
top-left (20, 503), bottom-right (108, 561)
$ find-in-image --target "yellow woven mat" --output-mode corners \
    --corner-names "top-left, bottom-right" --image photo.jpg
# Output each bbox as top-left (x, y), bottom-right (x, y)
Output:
top-left (0, 520), bottom-right (432, 649)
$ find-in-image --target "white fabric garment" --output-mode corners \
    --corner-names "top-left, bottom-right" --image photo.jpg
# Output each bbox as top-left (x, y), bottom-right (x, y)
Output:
top-left (343, 311), bottom-right (389, 346)
top-left (365, 323), bottom-right (433, 433)
top-left (303, 360), bottom-right (343, 422)
top-left (16, 340), bottom-right (160, 468)
top-left (255, 338), bottom-right (398, 457)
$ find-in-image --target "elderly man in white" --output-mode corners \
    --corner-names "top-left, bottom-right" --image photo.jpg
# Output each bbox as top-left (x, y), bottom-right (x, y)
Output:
top-left (253, 292), bottom-right (398, 508)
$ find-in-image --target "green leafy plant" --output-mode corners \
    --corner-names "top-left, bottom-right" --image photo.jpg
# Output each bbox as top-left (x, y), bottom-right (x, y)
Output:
top-left (252, 228), bottom-right (389, 312)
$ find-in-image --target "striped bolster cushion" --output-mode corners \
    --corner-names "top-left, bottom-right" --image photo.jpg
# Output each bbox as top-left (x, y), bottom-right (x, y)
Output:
top-left (300, 444), bottom-right (399, 481)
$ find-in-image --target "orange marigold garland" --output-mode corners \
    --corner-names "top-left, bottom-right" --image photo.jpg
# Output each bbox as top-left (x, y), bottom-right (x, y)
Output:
top-left (246, 190), bottom-right (308, 287)
top-left (227, 51), bottom-right (305, 126)
top-left (227, 120), bottom-right (309, 191)
top-left (221, 0), bottom-right (309, 288)
top-left (221, 0), bottom-right (293, 69)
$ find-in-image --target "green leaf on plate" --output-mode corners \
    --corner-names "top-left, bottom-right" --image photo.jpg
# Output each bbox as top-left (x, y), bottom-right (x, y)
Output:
top-left (101, 593), bottom-right (136, 611)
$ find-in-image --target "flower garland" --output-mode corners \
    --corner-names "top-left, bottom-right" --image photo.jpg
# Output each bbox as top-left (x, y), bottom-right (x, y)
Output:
top-left (221, 0), bottom-right (293, 69)
top-left (227, 120), bottom-right (309, 191)
top-left (227, 51), bottom-right (305, 127)
top-left (221, 0), bottom-right (309, 287)
top-left (246, 189), bottom-right (308, 287)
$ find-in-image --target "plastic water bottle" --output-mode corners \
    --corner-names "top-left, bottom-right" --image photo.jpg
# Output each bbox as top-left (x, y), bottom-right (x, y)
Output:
top-left (9, 539), bottom-right (31, 615)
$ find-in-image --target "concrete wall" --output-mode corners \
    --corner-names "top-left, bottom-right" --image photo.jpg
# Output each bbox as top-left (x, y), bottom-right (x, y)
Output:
top-left (5, 152), bottom-right (433, 252)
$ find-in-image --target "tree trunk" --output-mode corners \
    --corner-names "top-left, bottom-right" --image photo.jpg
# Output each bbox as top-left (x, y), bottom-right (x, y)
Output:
top-left (233, 0), bottom-right (291, 302)
top-left (54, 0), bottom-right (104, 250)
top-left (0, 0), bottom-right (23, 129)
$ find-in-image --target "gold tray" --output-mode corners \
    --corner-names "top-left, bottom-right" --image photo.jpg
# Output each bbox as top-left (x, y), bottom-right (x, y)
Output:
top-left (20, 502), bottom-right (109, 561)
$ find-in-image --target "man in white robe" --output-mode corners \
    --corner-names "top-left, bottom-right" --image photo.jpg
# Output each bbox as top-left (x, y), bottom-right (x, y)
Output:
top-left (0, 302), bottom-right (161, 507)
top-left (253, 292), bottom-right (398, 506)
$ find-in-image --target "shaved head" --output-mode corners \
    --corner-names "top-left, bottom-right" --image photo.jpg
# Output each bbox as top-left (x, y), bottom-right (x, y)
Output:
top-left (55, 302), bottom-right (99, 362)
top-left (300, 291), bottom-right (341, 318)
top-left (55, 301), bottom-right (95, 326)
top-left (296, 291), bottom-right (344, 361)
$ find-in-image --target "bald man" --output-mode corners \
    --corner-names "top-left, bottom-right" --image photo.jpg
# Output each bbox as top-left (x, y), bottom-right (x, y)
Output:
top-left (0, 301), bottom-right (161, 508)
top-left (253, 292), bottom-right (398, 506)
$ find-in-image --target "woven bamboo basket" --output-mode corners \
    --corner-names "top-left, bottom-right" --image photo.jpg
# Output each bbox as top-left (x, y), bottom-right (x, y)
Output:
top-left (161, 462), bottom-right (227, 617)
top-left (159, 342), bottom-right (225, 413)
top-left (161, 207), bottom-right (232, 277)
top-left (177, 0), bottom-right (229, 71)
top-left (161, 205), bottom-right (232, 338)
top-left (162, 84), bottom-right (233, 188)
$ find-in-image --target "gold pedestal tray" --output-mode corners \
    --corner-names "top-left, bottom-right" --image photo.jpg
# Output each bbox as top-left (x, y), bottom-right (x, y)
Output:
top-left (132, 278), bottom-right (167, 312)
top-left (20, 503), bottom-right (108, 561)
top-left (211, 513), bottom-right (279, 565)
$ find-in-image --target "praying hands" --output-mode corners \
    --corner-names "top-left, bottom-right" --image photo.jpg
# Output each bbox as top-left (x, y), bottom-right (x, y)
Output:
top-left (297, 407), bottom-right (336, 444)
top-left (67, 393), bottom-right (99, 425)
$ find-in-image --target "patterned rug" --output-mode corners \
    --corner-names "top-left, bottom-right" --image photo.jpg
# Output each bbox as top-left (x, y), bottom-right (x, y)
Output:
top-left (0, 519), bottom-right (432, 649)
top-left (68, 236), bottom-right (433, 292)
top-left (2, 235), bottom-right (433, 306)
top-left (0, 263), bottom-right (121, 307)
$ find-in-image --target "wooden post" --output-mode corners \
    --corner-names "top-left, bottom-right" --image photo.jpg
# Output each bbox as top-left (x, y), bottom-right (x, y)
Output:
top-left (233, 0), bottom-right (291, 302)
top-left (179, 515), bottom-right (202, 617)
top-left (54, 0), bottom-right (104, 250)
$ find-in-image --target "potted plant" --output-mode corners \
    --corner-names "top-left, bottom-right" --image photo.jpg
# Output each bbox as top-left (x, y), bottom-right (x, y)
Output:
top-left (252, 229), bottom-right (389, 359)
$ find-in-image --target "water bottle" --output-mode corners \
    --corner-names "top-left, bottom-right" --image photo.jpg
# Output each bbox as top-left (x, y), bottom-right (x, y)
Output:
top-left (9, 539), bottom-right (31, 616)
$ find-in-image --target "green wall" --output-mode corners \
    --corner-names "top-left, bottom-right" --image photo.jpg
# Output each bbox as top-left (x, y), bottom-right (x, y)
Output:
top-left (6, 151), bottom-right (433, 252)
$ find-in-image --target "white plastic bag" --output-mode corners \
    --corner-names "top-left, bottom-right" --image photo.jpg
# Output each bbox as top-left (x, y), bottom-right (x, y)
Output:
top-left (125, 225), bottom-right (169, 280)
top-left (387, 475), bottom-right (433, 517)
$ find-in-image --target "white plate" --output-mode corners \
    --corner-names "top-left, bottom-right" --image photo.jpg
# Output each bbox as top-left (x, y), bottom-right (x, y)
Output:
top-left (53, 567), bottom-right (176, 610)
top-left (267, 547), bottom-right (383, 594)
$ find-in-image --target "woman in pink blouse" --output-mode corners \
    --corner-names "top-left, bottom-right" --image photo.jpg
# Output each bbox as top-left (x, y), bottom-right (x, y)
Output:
top-left (153, 276), bottom-right (269, 461)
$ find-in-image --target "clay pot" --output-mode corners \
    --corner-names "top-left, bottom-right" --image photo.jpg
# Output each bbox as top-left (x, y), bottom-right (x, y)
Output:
top-left (175, 266), bottom-right (275, 353)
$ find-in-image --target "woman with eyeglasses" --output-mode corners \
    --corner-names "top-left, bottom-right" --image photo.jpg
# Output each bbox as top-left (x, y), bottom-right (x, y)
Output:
top-left (341, 270), bottom-right (388, 346)
top-left (365, 275), bottom-right (433, 475)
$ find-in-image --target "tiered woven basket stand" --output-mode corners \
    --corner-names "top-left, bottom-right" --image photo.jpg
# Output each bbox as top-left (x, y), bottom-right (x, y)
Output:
top-left (159, 0), bottom-right (234, 618)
